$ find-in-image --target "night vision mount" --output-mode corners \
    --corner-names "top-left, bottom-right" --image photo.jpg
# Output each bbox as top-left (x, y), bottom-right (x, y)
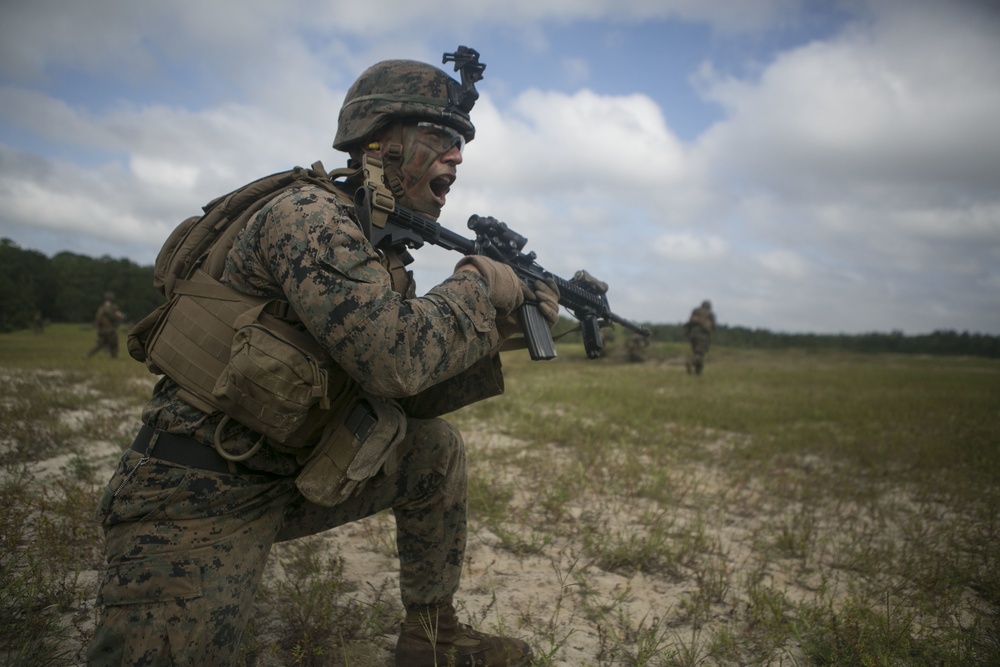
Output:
top-left (443, 46), bottom-right (485, 113)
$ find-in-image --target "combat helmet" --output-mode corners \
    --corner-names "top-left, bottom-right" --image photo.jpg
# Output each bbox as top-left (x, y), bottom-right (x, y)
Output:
top-left (333, 46), bottom-right (485, 151)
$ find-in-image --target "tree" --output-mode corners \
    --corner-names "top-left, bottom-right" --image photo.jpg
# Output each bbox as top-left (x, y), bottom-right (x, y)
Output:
top-left (0, 239), bottom-right (56, 331)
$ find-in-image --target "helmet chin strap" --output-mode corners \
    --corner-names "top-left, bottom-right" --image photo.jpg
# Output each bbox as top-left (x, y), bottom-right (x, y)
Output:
top-left (380, 121), bottom-right (450, 218)
top-left (381, 123), bottom-right (407, 200)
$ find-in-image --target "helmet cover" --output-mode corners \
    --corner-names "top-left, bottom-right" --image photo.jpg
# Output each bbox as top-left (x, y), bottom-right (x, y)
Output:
top-left (333, 52), bottom-right (482, 151)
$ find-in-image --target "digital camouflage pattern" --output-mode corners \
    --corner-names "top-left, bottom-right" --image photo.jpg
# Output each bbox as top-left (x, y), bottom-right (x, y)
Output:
top-left (139, 185), bottom-right (505, 475)
top-left (89, 182), bottom-right (509, 664)
top-left (88, 417), bottom-right (467, 665)
top-left (333, 59), bottom-right (476, 150)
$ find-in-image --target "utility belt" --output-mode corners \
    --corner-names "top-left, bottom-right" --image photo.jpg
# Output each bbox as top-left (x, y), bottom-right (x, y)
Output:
top-left (130, 424), bottom-right (266, 477)
top-left (128, 392), bottom-right (403, 507)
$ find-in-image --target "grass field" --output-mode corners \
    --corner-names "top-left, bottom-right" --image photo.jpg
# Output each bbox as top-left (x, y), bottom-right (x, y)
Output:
top-left (1, 324), bottom-right (998, 666)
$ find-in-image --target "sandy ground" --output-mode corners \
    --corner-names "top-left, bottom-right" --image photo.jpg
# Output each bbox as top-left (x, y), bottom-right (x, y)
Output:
top-left (10, 368), bottom-right (812, 666)
top-left (241, 426), bottom-right (815, 667)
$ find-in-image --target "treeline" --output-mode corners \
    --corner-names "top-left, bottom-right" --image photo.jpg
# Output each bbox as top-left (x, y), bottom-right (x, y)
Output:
top-left (0, 238), bottom-right (163, 331)
top-left (641, 323), bottom-right (1000, 359)
top-left (2, 238), bottom-right (998, 358)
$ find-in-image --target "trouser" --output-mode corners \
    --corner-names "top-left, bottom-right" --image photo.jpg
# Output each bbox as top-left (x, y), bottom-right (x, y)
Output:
top-left (688, 329), bottom-right (711, 374)
top-left (88, 330), bottom-right (119, 358)
top-left (87, 417), bottom-right (467, 666)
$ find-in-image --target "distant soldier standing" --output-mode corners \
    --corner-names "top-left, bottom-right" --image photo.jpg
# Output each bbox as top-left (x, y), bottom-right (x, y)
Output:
top-left (86, 292), bottom-right (124, 358)
top-left (683, 300), bottom-right (716, 375)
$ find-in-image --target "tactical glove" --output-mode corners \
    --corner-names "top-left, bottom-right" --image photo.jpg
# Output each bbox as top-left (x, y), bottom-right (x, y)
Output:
top-left (493, 277), bottom-right (560, 340)
top-left (454, 255), bottom-right (525, 318)
top-left (532, 277), bottom-right (560, 327)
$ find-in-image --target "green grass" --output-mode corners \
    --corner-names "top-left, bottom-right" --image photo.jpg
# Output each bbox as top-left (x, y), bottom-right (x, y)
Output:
top-left (454, 343), bottom-right (1000, 665)
top-left (1, 326), bottom-right (998, 665)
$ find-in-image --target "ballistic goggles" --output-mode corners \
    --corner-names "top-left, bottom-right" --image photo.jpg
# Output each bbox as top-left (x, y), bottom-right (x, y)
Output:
top-left (416, 121), bottom-right (466, 154)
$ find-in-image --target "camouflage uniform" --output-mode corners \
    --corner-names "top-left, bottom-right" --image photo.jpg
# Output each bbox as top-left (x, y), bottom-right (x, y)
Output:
top-left (89, 418), bottom-right (467, 665)
top-left (88, 185), bottom-right (508, 664)
top-left (89, 53), bottom-right (537, 667)
top-left (683, 300), bottom-right (716, 375)
top-left (87, 293), bottom-right (124, 358)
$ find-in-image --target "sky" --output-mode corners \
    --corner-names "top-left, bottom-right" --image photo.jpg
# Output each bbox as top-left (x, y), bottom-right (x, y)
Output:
top-left (1, 0), bottom-right (998, 335)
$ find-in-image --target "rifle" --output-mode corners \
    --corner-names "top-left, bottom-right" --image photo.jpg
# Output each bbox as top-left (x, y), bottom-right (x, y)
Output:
top-left (354, 187), bottom-right (651, 361)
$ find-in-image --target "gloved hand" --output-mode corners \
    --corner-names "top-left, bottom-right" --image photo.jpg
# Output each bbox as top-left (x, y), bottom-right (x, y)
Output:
top-left (494, 277), bottom-right (560, 340)
top-left (454, 255), bottom-right (525, 317)
top-left (532, 277), bottom-right (560, 327)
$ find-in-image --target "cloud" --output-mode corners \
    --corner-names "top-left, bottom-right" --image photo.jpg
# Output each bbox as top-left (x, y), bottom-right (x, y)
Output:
top-left (683, 0), bottom-right (1000, 333)
top-left (129, 157), bottom-right (200, 191)
top-left (466, 87), bottom-right (700, 227)
top-left (653, 233), bottom-right (728, 262)
top-left (755, 249), bottom-right (808, 279)
top-left (694, 0), bottom-right (1000, 203)
top-left (0, 0), bottom-right (998, 335)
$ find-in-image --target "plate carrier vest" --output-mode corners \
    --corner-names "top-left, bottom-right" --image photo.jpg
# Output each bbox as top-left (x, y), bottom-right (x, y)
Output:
top-left (128, 159), bottom-right (404, 452)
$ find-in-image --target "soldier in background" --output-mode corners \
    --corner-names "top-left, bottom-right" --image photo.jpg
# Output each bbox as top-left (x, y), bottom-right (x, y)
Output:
top-left (683, 300), bottom-right (716, 375)
top-left (625, 332), bottom-right (650, 362)
top-left (86, 292), bottom-right (124, 358)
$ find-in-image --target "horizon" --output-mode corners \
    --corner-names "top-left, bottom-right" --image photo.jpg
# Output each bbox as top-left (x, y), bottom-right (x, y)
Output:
top-left (4, 234), bottom-right (996, 339)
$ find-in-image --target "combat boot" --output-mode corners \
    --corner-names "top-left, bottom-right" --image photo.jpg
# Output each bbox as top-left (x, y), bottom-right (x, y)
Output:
top-left (395, 603), bottom-right (532, 667)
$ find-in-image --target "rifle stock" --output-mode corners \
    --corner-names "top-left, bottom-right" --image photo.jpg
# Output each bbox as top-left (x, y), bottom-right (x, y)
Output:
top-left (355, 187), bottom-right (651, 360)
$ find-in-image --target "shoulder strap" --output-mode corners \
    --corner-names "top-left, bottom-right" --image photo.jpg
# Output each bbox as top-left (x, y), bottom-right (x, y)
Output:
top-left (155, 162), bottom-right (350, 299)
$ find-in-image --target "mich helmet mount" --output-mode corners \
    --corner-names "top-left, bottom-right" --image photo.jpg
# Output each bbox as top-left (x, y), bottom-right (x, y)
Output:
top-left (333, 46), bottom-right (486, 152)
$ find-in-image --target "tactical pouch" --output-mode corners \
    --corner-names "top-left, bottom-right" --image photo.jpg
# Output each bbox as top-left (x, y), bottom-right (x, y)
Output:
top-left (128, 302), bottom-right (169, 373)
top-left (213, 307), bottom-right (356, 446)
top-left (139, 269), bottom-right (356, 448)
top-left (295, 395), bottom-right (405, 507)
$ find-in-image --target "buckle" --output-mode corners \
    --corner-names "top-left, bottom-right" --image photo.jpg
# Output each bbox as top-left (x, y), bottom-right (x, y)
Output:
top-left (345, 402), bottom-right (378, 443)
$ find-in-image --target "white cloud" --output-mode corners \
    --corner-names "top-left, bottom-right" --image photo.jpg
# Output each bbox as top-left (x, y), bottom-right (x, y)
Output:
top-left (129, 157), bottom-right (200, 191)
top-left (755, 249), bottom-right (808, 279)
top-left (0, 161), bottom-right (166, 247)
top-left (1, 0), bottom-right (998, 335)
top-left (695, 0), bottom-right (1000, 204)
top-left (468, 89), bottom-right (689, 203)
top-left (653, 232), bottom-right (728, 262)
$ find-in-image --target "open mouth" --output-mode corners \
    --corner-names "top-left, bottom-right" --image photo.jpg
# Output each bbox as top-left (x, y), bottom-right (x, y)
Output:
top-left (430, 174), bottom-right (454, 202)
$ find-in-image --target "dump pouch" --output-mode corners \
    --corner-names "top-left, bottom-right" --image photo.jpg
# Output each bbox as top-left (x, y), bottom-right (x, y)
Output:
top-left (295, 395), bottom-right (406, 507)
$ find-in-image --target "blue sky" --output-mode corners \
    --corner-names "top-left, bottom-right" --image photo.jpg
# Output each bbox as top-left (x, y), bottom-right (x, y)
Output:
top-left (1, 0), bottom-right (998, 335)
